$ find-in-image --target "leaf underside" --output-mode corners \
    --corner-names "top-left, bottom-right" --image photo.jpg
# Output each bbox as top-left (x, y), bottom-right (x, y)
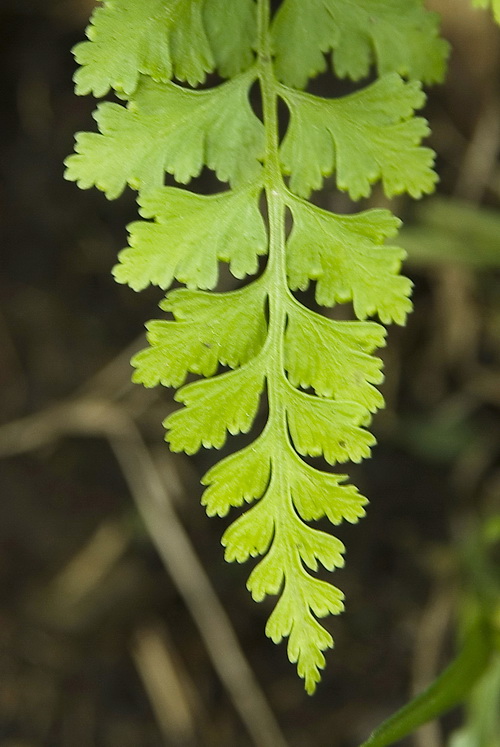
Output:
top-left (66, 0), bottom-right (442, 694)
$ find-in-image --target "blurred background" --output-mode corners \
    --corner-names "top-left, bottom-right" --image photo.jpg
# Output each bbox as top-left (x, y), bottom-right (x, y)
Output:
top-left (0, 1), bottom-right (499, 745)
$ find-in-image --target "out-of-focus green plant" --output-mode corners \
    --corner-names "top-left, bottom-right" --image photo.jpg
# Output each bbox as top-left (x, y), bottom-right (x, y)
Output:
top-left (400, 197), bottom-right (500, 269)
top-left (449, 518), bottom-right (500, 747)
top-left (360, 517), bottom-right (500, 747)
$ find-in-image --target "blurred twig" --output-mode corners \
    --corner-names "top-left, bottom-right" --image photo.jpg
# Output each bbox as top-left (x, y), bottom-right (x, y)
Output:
top-left (131, 622), bottom-right (202, 747)
top-left (49, 518), bottom-right (130, 607)
top-left (411, 586), bottom-right (455, 747)
top-left (0, 398), bottom-right (288, 747)
top-left (454, 96), bottom-right (500, 203)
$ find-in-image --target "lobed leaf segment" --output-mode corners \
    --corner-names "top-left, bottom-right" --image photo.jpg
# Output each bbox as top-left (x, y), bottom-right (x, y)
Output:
top-left (66, 0), bottom-right (447, 693)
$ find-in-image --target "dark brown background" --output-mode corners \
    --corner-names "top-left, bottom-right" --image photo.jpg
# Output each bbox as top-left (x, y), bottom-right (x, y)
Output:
top-left (0, 1), bottom-right (499, 745)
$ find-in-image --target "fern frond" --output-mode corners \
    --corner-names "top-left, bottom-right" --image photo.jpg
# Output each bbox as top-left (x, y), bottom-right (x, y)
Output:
top-left (285, 386), bottom-right (374, 464)
top-left (201, 430), bottom-right (273, 517)
top-left (67, 0), bottom-right (444, 693)
top-left (166, 359), bottom-right (266, 453)
top-left (289, 460), bottom-right (368, 526)
top-left (73, 0), bottom-right (259, 96)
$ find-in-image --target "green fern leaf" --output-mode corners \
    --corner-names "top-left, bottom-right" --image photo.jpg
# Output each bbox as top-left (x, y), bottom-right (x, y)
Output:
top-left (285, 385), bottom-right (375, 464)
top-left (165, 360), bottom-right (265, 453)
top-left (131, 280), bottom-right (267, 388)
top-left (223, 473), bottom-right (346, 569)
top-left (292, 526), bottom-right (345, 573)
top-left (203, 0), bottom-right (257, 77)
top-left (245, 540), bottom-right (287, 598)
top-left (219, 431), bottom-right (362, 694)
top-left (272, 0), bottom-right (449, 88)
top-left (286, 196), bottom-right (413, 324)
top-left (65, 72), bottom-right (264, 198)
top-left (288, 459), bottom-right (368, 525)
top-left (201, 431), bottom-right (273, 517)
top-left (285, 300), bottom-right (386, 411)
top-left (280, 73), bottom-right (436, 199)
top-left (114, 184), bottom-right (267, 290)
top-left (73, 0), bottom-right (213, 96)
top-left (265, 575), bottom-right (344, 694)
top-left (223, 496), bottom-right (276, 562)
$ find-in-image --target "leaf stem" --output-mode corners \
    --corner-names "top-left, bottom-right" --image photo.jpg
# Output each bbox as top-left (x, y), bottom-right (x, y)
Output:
top-left (257, 0), bottom-right (288, 444)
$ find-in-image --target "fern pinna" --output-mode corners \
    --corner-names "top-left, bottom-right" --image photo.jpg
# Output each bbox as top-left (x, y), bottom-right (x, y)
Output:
top-left (473, 0), bottom-right (500, 21)
top-left (65, 0), bottom-right (448, 693)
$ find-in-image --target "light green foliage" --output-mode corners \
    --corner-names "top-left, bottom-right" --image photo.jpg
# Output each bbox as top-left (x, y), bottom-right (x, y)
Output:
top-left (114, 185), bottom-right (267, 290)
top-left (66, 0), bottom-right (444, 693)
top-left (72, 0), bottom-right (257, 96)
top-left (449, 655), bottom-right (500, 747)
top-left (284, 301), bottom-right (386, 411)
top-left (73, 0), bottom-right (212, 95)
top-left (166, 360), bottom-right (266, 453)
top-left (285, 197), bottom-right (413, 324)
top-left (203, 0), bottom-right (257, 76)
top-left (272, 0), bottom-right (449, 88)
top-left (400, 197), bottom-right (500, 269)
top-left (65, 73), bottom-right (264, 197)
top-left (279, 74), bottom-right (436, 199)
top-left (360, 618), bottom-right (493, 747)
top-left (132, 280), bottom-right (268, 387)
